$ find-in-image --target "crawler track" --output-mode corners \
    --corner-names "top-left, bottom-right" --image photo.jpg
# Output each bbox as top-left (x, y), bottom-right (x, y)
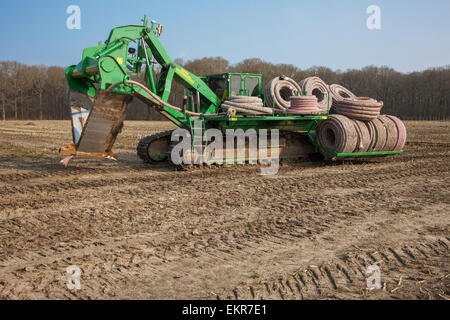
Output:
top-left (137, 130), bottom-right (173, 163)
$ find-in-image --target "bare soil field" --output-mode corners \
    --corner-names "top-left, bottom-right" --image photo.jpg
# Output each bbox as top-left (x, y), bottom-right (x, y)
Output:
top-left (0, 120), bottom-right (448, 300)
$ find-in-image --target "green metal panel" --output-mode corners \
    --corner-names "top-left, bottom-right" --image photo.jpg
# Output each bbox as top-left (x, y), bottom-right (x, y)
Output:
top-left (65, 66), bottom-right (97, 98)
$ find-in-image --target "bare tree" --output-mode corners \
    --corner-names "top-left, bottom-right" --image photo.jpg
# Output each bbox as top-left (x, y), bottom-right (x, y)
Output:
top-left (30, 65), bottom-right (47, 120)
top-left (0, 62), bottom-right (9, 121)
top-left (9, 62), bottom-right (23, 120)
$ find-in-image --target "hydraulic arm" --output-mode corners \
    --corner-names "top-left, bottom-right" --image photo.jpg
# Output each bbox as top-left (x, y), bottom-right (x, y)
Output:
top-left (66, 16), bottom-right (221, 125)
top-left (62, 16), bottom-right (224, 160)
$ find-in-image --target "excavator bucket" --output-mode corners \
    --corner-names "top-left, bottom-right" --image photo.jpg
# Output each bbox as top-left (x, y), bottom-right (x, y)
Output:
top-left (60, 90), bottom-right (132, 160)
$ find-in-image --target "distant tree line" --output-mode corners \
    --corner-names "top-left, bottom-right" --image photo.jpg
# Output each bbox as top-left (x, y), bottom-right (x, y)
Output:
top-left (0, 59), bottom-right (448, 121)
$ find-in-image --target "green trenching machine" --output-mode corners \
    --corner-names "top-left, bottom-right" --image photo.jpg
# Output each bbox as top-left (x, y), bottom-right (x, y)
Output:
top-left (61, 16), bottom-right (402, 167)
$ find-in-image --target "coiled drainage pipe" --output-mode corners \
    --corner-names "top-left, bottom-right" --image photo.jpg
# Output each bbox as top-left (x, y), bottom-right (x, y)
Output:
top-left (378, 115), bottom-right (398, 151)
top-left (299, 77), bottom-right (330, 113)
top-left (221, 96), bottom-right (275, 115)
top-left (352, 119), bottom-right (371, 153)
top-left (317, 114), bottom-right (407, 157)
top-left (264, 76), bottom-right (301, 110)
top-left (317, 114), bottom-right (358, 157)
top-left (332, 97), bottom-right (383, 121)
top-left (287, 96), bottom-right (322, 114)
top-left (329, 84), bottom-right (356, 110)
top-left (386, 115), bottom-right (407, 151)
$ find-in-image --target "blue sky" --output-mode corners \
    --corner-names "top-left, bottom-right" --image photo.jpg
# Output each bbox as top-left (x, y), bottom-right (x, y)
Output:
top-left (0, 0), bottom-right (449, 73)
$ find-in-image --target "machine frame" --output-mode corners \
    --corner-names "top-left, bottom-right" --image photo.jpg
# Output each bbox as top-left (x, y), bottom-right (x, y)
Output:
top-left (63, 15), bottom-right (402, 163)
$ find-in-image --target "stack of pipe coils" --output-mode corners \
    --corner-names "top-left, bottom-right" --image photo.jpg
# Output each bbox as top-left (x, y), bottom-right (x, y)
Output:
top-left (332, 97), bottom-right (384, 121)
top-left (287, 96), bottom-right (322, 115)
top-left (221, 96), bottom-right (274, 115)
top-left (298, 77), bottom-right (330, 113)
top-left (317, 114), bottom-right (407, 158)
top-left (264, 76), bottom-right (302, 110)
top-left (363, 115), bottom-right (407, 151)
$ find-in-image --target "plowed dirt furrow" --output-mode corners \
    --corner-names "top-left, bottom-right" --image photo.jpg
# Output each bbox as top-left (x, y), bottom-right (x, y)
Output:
top-left (1, 151), bottom-right (447, 214)
top-left (0, 171), bottom-right (446, 265)
top-left (0, 188), bottom-right (447, 299)
top-left (0, 121), bottom-right (448, 300)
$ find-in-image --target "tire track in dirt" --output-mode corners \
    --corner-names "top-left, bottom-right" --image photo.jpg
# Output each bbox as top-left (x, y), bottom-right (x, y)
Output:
top-left (0, 160), bottom-right (174, 184)
top-left (0, 163), bottom-right (447, 263)
top-left (1, 167), bottom-right (448, 262)
top-left (1, 150), bottom-right (447, 214)
top-left (220, 238), bottom-right (449, 300)
top-left (0, 135), bottom-right (446, 186)
top-left (0, 170), bottom-right (447, 299)
top-left (0, 121), bottom-right (448, 299)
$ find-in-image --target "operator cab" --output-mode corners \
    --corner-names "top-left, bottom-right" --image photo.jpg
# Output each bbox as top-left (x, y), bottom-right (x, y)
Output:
top-left (202, 73), bottom-right (262, 101)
